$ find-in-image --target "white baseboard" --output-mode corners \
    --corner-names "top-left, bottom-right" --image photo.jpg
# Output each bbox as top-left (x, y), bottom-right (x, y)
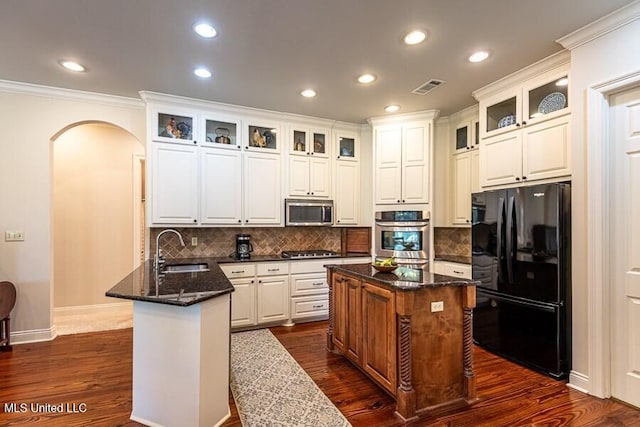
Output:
top-left (568, 370), bottom-right (590, 393)
top-left (10, 327), bottom-right (56, 344)
top-left (53, 301), bottom-right (133, 335)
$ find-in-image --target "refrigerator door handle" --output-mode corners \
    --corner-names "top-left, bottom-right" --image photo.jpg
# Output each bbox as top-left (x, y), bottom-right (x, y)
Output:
top-left (497, 197), bottom-right (505, 284)
top-left (478, 289), bottom-right (558, 313)
top-left (506, 195), bottom-right (515, 284)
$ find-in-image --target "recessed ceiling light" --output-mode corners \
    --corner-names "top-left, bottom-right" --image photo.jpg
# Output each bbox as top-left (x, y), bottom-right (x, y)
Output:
top-left (555, 78), bottom-right (569, 86)
top-left (194, 68), bottom-right (212, 78)
top-left (468, 51), bottom-right (489, 63)
top-left (403, 30), bottom-right (426, 45)
top-left (301, 89), bottom-right (317, 98)
top-left (358, 74), bottom-right (377, 84)
top-left (59, 60), bottom-right (86, 72)
top-left (385, 104), bottom-right (400, 113)
top-left (194, 23), bottom-right (217, 38)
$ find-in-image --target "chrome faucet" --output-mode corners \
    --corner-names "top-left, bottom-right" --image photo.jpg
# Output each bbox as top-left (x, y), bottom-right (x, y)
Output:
top-left (154, 229), bottom-right (186, 271)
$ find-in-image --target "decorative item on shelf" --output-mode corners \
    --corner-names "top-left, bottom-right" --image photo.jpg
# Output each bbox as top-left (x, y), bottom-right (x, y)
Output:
top-left (340, 146), bottom-right (352, 156)
top-left (252, 128), bottom-right (266, 147)
top-left (538, 92), bottom-right (566, 115)
top-left (215, 127), bottom-right (231, 144)
top-left (497, 114), bottom-right (516, 128)
top-left (314, 137), bottom-right (325, 153)
top-left (176, 122), bottom-right (191, 139)
top-left (161, 117), bottom-right (181, 138)
top-left (295, 138), bottom-right (304, 151)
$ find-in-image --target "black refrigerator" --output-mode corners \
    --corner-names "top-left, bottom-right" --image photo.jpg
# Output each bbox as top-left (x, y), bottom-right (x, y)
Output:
top-left (471, 182), bottom-right (571, 379)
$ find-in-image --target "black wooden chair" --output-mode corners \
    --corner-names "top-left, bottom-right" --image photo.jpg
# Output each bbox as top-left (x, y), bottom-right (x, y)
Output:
top-left (0, 281), bottom-right (16, 351)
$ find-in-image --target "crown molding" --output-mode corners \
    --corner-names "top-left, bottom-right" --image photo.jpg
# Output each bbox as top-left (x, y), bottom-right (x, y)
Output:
top-left (367, 110), bottom-right (440, 127)
top-left (0, 79), bottom-right (144, 108)
top-left (557, 0), bottom-right (640, 50)
top-left (472, 50), bottom-right (570, 102)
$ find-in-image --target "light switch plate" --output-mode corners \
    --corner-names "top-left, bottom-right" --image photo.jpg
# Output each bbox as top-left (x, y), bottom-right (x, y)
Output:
top-left (5, 231), bottom-right (25, 242)
top-left (431, 301), bottom-right (444, 312)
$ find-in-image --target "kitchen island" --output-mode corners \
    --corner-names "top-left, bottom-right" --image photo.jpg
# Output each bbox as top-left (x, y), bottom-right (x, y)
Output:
top-left (326, 263), bottom-right (478, 421)
top-left (106, 258), bottom-right (234, 427)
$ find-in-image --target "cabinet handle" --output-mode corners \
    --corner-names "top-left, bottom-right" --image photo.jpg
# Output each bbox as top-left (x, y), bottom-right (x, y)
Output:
top-left (453, 270), bottom-right (464, 275)
top-left (522, 176), bottom-right (527, 180)
top-left (312, 282), bottom-right (324, 286)
top-left (267, 268), bottom-right (279, 272)
top-left (312, 305), bottom-right (324, 309)
top-left (231, 270), bottom-right (245, 274)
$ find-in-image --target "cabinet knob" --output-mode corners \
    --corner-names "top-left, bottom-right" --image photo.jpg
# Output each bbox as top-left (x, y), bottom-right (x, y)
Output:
top-left (515, 177), bottom-right (520, 181)
top-left (238, 219), bottom-right (242, 223)
top-left (402, 199), bottom-right (405, 203)
top-left (397, 200), bottom-right (401, 203)
top-left (522, 176), bottom-right (527, 180)
top-left (193, 140), bottom-right (197, 144)
top-left (307, 192), bottom-right (310, 195)
top-left (310, 152), bottom-right (314, 155)
top-left (522, 121), bottom-right (527, 126)
top-left (337, 220), bottom-right (340, 223)
top-left (193, 219), bottom-right (197, 223)
top-left (311, 192), bottom-right (314, 195)
top-left (466, 146), bottom-right (470, 150)
top-left (236, 145), bottom-right (240, 149)
top-left (245, 146), bottom-right (249, 150)
top-left (245, 219), bottom-right (249, 223)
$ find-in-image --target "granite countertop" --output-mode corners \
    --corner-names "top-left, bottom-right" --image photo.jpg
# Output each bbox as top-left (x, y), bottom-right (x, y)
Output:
top-left (106, 257), bottom-right (234, 307)
top-left (434, 254), bottom-right (472, 264)
top-left (106, 254), bottom-right (373, 307)
top-left (326, 263), bottom-right (478, 291)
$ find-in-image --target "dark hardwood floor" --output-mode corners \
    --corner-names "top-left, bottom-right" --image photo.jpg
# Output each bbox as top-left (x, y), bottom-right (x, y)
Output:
top-left (1, 322), bottom-right (639, 426)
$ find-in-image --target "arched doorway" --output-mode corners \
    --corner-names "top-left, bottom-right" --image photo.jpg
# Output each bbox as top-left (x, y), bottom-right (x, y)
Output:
top-left (52, 121), bottom-right (144, 334)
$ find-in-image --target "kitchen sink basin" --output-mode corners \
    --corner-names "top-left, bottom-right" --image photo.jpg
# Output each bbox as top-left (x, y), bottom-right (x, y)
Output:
top-left (162, 263), bottom-right (210, 274)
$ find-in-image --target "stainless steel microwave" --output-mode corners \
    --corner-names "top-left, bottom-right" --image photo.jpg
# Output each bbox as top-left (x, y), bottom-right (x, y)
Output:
top-left (285, 199), bottom-right (333, 226)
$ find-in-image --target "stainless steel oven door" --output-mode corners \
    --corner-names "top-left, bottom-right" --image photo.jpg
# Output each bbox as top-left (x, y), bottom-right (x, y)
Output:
top-left (375, 221), bottom-right (430, 259)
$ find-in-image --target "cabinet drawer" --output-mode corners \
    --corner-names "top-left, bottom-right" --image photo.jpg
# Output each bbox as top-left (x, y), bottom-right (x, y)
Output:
top-left (435, 262), bottom-right (472, 279)
top-left (289, 259), bottom-right (329, 275)
top-left (291, 295), bottom-right (329, 320)
top-left (257, 262), bottom-right (289, 276)
top-left (221, 263), bottom-right (256, 279)
top-left (291, 273), bottom-right (328, 296)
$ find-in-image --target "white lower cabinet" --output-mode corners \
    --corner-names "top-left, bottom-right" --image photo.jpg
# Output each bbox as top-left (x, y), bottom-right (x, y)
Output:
top-left (229, 278), bottom-right (256, 327)
top-left (256, 262), bottom-right (290, 323)
top-left (433, 261), bottom-right (472, 279)
top-left (290, 260), bottom-right (329, 321)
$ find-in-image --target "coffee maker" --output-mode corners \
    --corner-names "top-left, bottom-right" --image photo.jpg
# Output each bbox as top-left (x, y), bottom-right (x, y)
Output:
top-left (235, 234), bottom-right (253, 260)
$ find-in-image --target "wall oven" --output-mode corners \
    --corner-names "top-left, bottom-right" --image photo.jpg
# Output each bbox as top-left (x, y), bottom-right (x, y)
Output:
top-left (375, 210), bottom-right (430, 270)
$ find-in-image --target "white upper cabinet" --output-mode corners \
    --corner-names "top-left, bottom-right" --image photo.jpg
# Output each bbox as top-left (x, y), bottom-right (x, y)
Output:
top-left (335, 131), bottom-right (360, 161)
top-left (201, 113), bottom-right (242, 150)
top-left (200, 147), bottom-right (243, 225)
top-left (244, 151), bottom-right (282, 225)
top-left (151, 142), bottom-right (199, 224)
top-left (245, 121), bottom-right (282, 153)
top-left (287, 125), bottom-right (331, 198)
top-left (473, 51), bottom-right (571, 188)
top-left (370, 112), bottom-right (437, 206)
top-left (334, 161), bottom-right (360, 225)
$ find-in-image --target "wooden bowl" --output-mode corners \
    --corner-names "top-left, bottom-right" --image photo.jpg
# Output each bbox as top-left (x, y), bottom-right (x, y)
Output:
top-left (372, 264), bottom-right (398, 273)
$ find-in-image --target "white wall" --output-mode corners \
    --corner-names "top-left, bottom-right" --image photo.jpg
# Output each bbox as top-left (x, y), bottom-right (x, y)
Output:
top-left (0, 83), bottom-right (144, 342)
top-left (561, 12), bottom-right (640, 390)
top-left (53, 123), bottom-right (144, 307)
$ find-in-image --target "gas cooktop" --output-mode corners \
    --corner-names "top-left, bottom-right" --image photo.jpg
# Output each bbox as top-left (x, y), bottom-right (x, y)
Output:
top-left (280, 250), bottom-right (338, 259)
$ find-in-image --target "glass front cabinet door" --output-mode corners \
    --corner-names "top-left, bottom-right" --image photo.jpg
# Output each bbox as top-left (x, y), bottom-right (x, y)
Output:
top-left (289, 127), bottom-right (329, 157)
top-left (523, 74), bottom-right (569, 125)
top-left (152, 108), bottom-right (198, 145)
top-left (202, 114), bottom-right (242, 150)
top-left (336, 131), bottom-right (359, 161)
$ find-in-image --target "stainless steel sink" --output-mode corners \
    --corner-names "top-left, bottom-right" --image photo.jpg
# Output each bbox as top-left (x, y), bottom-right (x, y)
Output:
top-left (162, 263), bottom-right (210, 274)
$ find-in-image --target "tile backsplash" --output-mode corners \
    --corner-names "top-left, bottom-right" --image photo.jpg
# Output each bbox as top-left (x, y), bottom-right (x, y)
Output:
top-left (149, 227), bottom-right (342, 259)
top-left (434, 227), bottom-right (471, 257)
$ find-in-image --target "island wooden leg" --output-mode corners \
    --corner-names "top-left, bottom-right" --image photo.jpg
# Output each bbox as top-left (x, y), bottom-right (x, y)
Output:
top-left (463, 286), bottom-right (477, 402)
top-left (396, 314), bottom-right (416, 420)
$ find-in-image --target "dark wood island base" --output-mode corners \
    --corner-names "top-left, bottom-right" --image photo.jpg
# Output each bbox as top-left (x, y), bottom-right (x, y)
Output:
top-left (326, 263), bottom-right (477, 421)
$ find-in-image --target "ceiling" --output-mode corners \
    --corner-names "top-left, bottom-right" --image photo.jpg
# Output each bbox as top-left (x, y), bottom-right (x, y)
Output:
top-left (1, 0), bottom-right (634, 124)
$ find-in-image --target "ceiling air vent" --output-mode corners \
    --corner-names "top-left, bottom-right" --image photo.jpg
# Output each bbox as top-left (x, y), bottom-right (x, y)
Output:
top-left (412, 79), bottom-right (445, 95)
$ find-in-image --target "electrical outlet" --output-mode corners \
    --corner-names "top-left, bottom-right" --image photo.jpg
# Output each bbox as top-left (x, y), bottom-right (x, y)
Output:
top-left (5, 231), bottom-right (25, 242)
top-left (191, 237), bottom-right (198, 246)
top-left (431, 301), bottom-right (444, 312)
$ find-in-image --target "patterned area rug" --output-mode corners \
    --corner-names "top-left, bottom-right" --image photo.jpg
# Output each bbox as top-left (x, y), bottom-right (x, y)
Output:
top-left (230, 329), bottom-right (351, 427)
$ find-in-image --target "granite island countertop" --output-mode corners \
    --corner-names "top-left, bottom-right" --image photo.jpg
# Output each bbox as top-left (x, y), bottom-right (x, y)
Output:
top-left (106, 257), bottom-right (234, 307)
top-left (325, 263), bottom-right (478, 291)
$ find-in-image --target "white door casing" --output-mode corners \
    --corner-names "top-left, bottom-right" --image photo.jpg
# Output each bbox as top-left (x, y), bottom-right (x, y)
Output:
top-left (610, 84), bottom-right (640, 407)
